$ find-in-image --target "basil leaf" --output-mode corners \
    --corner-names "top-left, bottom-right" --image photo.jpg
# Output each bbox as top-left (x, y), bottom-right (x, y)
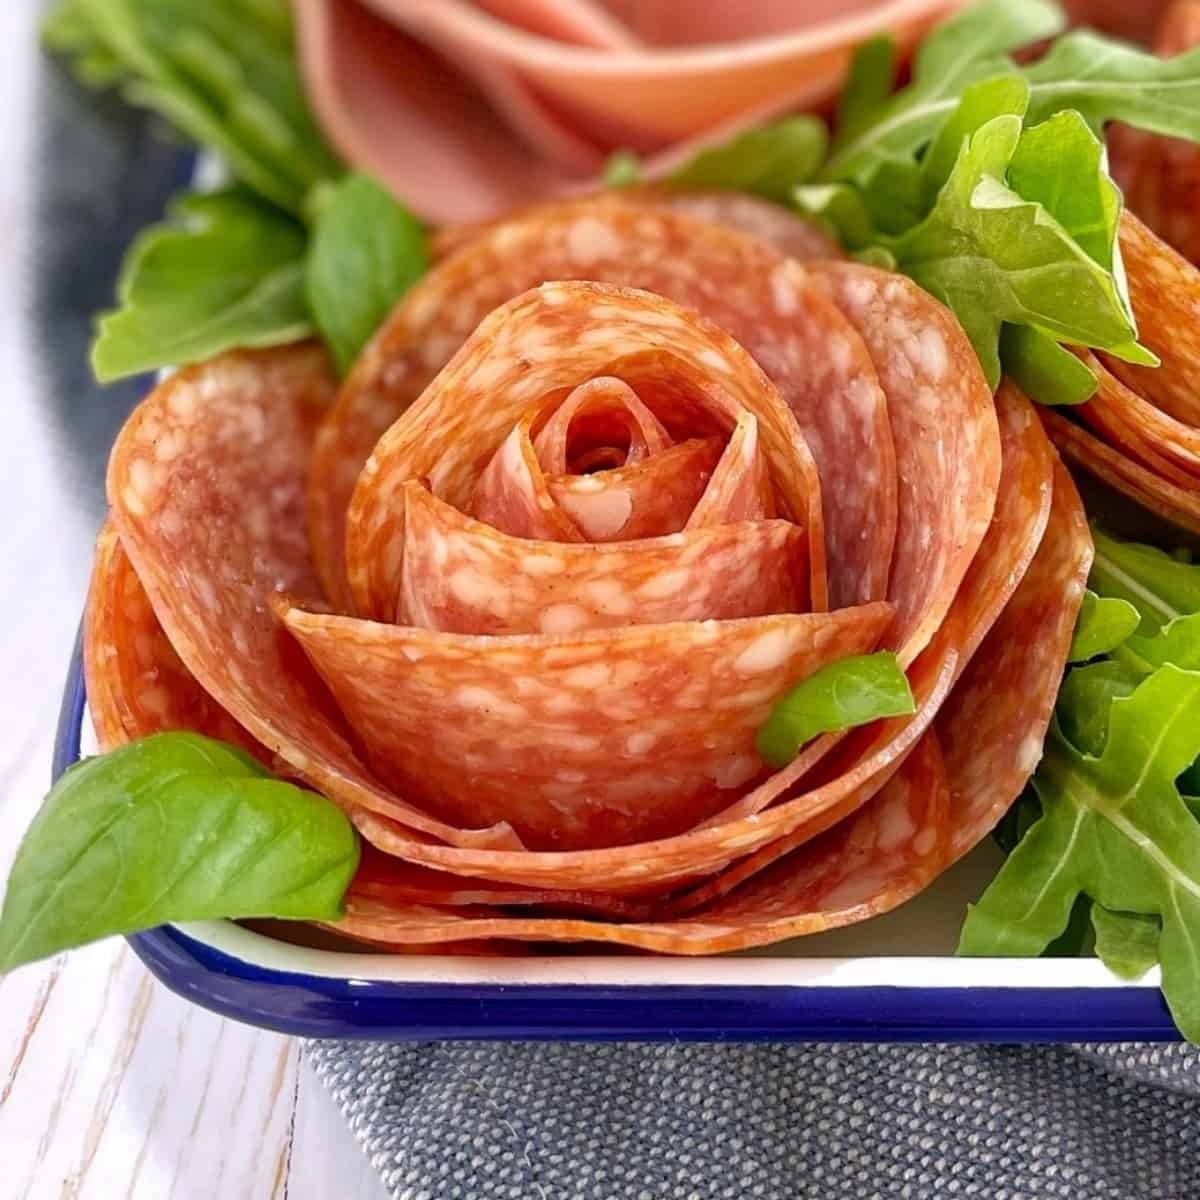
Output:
top-left (959, 667), bottom-right (1200, 1040)
top-left (755, 652), bottom-right (915, 769)
top-left (822, 0), bottom-right (1063, 182)
top-left (305, 174), bottom-right (429, 376)
top-left (894, 114), bottom-right (1147, 388)
top-left (1000, 326), bottom-right (1097, 406)
top-left (1089, 527), bottom-right (1200, 636)
top-left (1069, 589), bottom-right (1141, 663)
top-left (44, 0), bottom-right (340, 215)
top-left (0, 733), bottom-right (359, 972)
top-left (666, 117), bottom-right (828, 203)
top-left (1024, 30), bottom-right (1200, 142)
top-left (91, 188), bottom-right (312, 382)
top-left (1091, 905), bottom-right (1161, 980)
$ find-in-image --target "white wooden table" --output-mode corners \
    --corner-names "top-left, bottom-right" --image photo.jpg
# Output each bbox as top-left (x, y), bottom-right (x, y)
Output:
top-left (0, 6), bottom-right (388, 1195)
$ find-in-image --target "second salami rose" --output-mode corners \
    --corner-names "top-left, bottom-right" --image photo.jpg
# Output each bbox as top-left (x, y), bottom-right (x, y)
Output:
top-left (284, 281), bottom-right (890, 850)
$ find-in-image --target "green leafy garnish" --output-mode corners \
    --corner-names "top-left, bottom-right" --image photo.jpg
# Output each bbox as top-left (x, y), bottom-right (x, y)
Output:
top-left (305, 174), bottom-right (429, 375)
top-left (1069, 590), bottom-right (1140, 663)
top-left (969, 530), bottom-right (1200, 1039)
top-left (1090, 905), bottom-right (1161, 980)
top-left (91, 189), bottom-right (312, 381)
top-left (43, 0), bottom-right (339, 217)
top-left (0, 733), bottom-right (360, 972)
top-left (999, 327), bottom-right (1097, 407)
top-left (602, 150), bottom-right (641, 189)
top-left (756, 652), bottom-right (915, 769)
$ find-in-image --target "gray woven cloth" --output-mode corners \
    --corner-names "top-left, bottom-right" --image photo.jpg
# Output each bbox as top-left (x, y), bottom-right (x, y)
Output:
top-left (307, 1041), bottom-right (1200, 1198)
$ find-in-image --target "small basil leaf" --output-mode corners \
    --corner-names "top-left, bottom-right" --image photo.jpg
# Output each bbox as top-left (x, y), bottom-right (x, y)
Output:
top-left (305, 173), bottom-right (429, 375)
top-left (665, 117), bottom-right (828, 204)
top-left (92, 188), bottom-right (312, 382)
top-left (0, 732), bottom-right (360, 973)
top-left (756, 652), bottom-right (915, 769)
top-left (1000, 326), bottom-right (1097, 407)
top-left (1069, 590), bottom-right (1141, 663)
top-left (1091, 905), bottom-right (1161, 980)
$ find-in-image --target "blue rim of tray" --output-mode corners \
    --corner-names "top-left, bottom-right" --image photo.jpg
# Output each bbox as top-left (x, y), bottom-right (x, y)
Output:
top-left (55, 629), bottom-right (1182, 1042)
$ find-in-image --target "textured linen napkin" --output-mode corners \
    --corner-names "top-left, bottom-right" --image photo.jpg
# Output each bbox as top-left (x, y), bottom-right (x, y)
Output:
top-left (307, 1040), bottom-right (1200, 1199)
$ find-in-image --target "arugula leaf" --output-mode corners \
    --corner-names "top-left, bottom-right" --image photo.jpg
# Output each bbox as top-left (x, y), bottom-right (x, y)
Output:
top-left (1089, 527), bottom-right (1200, 636)
top-left (1000, 326), bottom-right (1097, 406)
top-left (835, 34), bottom-right (897, 145)
top-left (756, 652), bottom-right (915, 769)
top-left (792, 183), bottom-right (877, 250)
top-left (44, 0), bottom-right (340, 215)
top-left (892, 113), bottom-right (1151, 388)
top-left (665, 117), bottom-right (828, 203)
top-left (959, 667), bottom-right (1200, 1040)
top-left (1069, 590), bottom-right (1141, 663)
top-left (0, 733), bottom-right (360, 972)
top-left (822, 0), bottom-right (1063, 182)
top-left (1091, 905), bottom-right (1161, 980)
top-left (91, 188), bottom-right (312, 382)
top-left (603, 150), bottom-right (641, 188)
top-left (305, 174), bottom-right (429, 375)
top-left (1024, 31), bottom-right (1200, 141)
top-left (1056, 660), bottom-right (1139, 757)
top-left (1126, 615), bottom-right (1200, 672)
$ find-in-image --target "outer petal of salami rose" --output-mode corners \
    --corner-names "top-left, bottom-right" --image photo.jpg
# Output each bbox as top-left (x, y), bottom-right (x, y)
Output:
top-left (666, 380), bottom-right (1056, 909)
top-left (310, 199), bottom-right (893, 613)
top-left (1102, 212), bottom-right (1200, 427)
top-left (280, 603), bottom-right (892, 851)
top-left (332, 731), bottom-right (952, 953)
top-left (397, 484), bottom-right (807, 634)
top-left (1042, 409), bottom-right (1200, 536)
top-left (83, 522), bottom-right (265, 759)
top-left (809, 263), bottom-right (1001, 666)
top-left (105, 345), bottom-right (522, 850)
top-left (1075, 350), bottom-right (1200, 483)
top-left (344, 279), bottom-right (824, 618)
top-left (937, 459), bottom-right (1092, 863)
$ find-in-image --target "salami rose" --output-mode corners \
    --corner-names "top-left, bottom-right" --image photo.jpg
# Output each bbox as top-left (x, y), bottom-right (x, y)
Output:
top-left (90, 193), bottom-right (1089, 952)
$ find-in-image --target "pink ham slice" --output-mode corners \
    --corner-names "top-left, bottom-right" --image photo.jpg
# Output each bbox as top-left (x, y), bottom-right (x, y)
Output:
top-left (292, 0), bottom-right (963, 223)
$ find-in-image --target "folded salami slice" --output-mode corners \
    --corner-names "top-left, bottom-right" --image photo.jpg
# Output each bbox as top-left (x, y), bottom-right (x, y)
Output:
top-left (310, 197), bottom-right (895, 614)
top-left (104, 345), bottom-right (523, 849)
top-left (84, 521), bottom-right (264, 759)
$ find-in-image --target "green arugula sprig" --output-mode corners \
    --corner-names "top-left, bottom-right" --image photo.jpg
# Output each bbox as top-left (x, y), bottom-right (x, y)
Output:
top-left (45, 0), bottom-right (429, 379)
top-left (0, 733), bottom-right (360, 972)
top-left (960, 531), bottom-right (1200, 1038)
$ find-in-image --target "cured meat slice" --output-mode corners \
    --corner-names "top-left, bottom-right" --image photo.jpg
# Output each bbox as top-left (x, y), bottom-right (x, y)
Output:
top-left (309, 198), bottom-right (895, 614)
top-left (83, 522), bottom-right (264, 758)
top-left (429, 189), bottom-right (844, 264)
top-left (809, 263), bottom-right (1002, 666)
top-left (342, 636), bottom-right (957, 892)
top-left (1041, 408), bottom-right (1200, 536)
top-left (1075, 351), bottom-right (1200, 484)
top-left (279, 603), bottom-right (892, 852)
top-left (105, 344), bottom-right (522, 850)
top-left (344, 280), bottom-right (826, 620)
top-left (937, 460), bottom-right (1092, 863)
top-left (397, 485), bottom-right (808, 633)
top-left (295, 0), bottom-right (953, 224)
top-left (665, 380), bottom-right (1056, 908)
top-left (333, 732), bottom-right (953, 953)
top-left (1102, 212), bottom-right (1200, 426)
top-left (547, 438), bottom-right (724, 541)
